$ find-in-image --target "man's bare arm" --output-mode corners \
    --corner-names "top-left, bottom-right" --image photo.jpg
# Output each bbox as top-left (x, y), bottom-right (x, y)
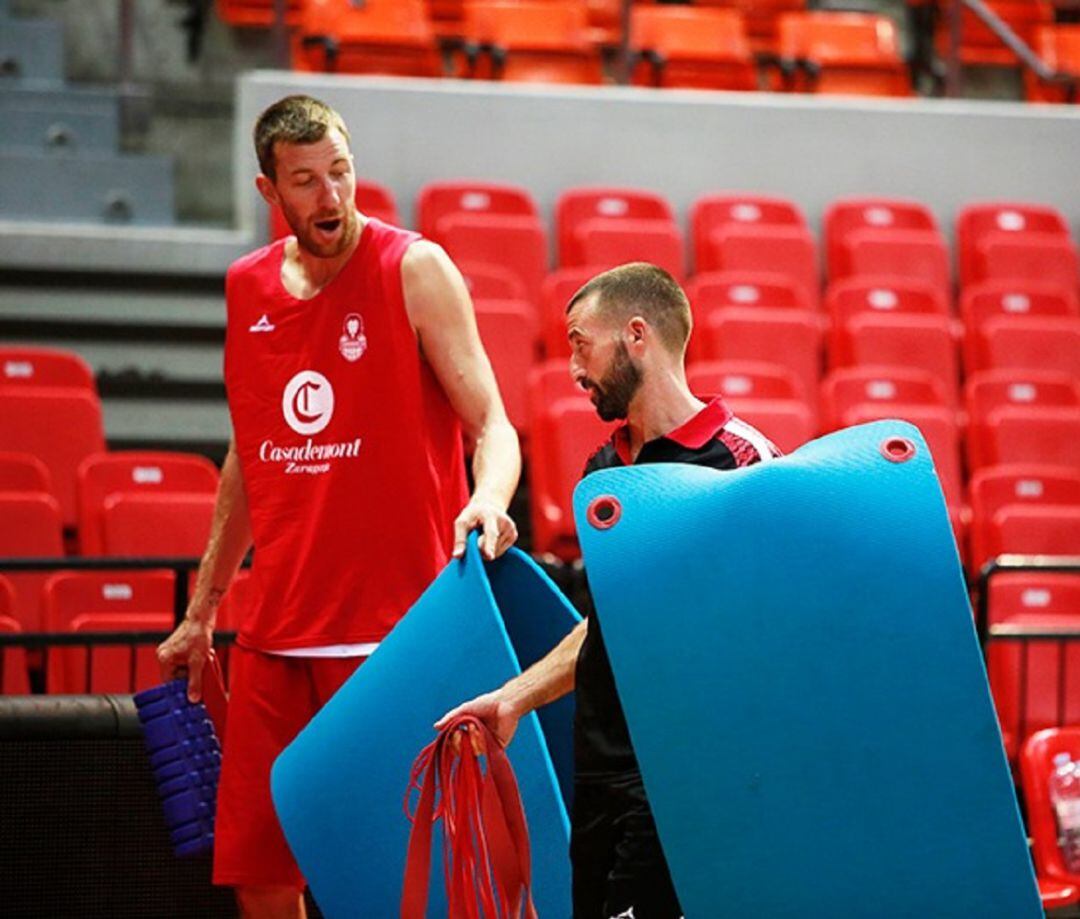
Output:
top-left (435, 619), bottom-right (588, 747)
top-left (402, 240), bottom-right (521, 560)
top-left (157, 439), bottom-right (253, 701)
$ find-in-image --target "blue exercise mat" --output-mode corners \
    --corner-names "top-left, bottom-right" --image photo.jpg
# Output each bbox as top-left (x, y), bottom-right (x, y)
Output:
top-left (270, 536), bottom-right (579, 918)
top-left (574, 420), bottom-right (1041, 919)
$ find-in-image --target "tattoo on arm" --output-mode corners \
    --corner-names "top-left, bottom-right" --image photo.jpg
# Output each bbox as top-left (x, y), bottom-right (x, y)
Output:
top-left (207, 587), bottom-right (226, 609)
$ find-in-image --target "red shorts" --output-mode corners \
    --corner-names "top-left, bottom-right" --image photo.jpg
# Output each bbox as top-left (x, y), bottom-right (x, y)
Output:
top-left (212, 646), bottom-right (364, 889)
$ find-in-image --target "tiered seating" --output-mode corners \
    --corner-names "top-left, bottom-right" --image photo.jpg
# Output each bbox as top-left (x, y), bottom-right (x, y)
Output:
top-left (417, 180), bottom-right (537, 239)
top-left (464, 1), bottom-right (604, 84)
top-left (1027, 25), bottom-right (1080, 103)
top-left (270, 181), bottom-right (401, 239)
top-left (291, 0), bottom-right (442, 76)
top-left (630, 6), bottom-right (757, 91)
top-left (41, 571), bottom-right (175, 694)
top-left (778, 12), bottom-right (912, 97)
top-left (557, 187), bottom-right (684, 279)
top-left (1, 346), bottom-right (95, 390)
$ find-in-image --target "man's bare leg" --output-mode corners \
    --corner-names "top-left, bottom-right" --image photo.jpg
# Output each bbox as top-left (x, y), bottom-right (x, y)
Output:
top-left (236, 885), bottom-right (306, 919)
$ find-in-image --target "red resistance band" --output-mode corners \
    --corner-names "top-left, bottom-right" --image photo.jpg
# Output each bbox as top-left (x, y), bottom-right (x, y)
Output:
top-left (401, 715), bottom-right (538, 919)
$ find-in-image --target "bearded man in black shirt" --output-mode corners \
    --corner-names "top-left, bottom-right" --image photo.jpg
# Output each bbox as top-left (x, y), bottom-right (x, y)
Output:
top-left (438, 262), bottom-right (780, 919)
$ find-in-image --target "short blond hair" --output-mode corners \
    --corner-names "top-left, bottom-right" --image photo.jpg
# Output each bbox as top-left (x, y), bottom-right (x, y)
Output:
top-left (253, 94), bottom-right (351, 181)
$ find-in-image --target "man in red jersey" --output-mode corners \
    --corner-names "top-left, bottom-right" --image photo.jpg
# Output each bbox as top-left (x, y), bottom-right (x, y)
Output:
top-left (157, 95), bottom-right (521, 918)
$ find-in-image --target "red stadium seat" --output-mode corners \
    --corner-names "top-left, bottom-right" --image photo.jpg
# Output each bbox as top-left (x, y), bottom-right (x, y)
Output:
top-left (418, 180), bottom-right (538, 241)
top-left (696, 307), bottom-right (823, 411)
top-left (972, 233), bottom-right (1080, 292)
top-left (834, 229), bottom-right (951, 300)
top-left (1039, 878), bottom-right (1080, 909)
top-left (824, 198), bottom-right (939, 280)
top-left (556, 187), bottom-right (674, 268)
top-left (825, 278), bottom-right (951, 357)
top-left (696, 224), bottom-right (820, 308)
top-left (964, 315), bottom-right (1080, 378)
top-left (726, 400), bottom-right (814, 453)
top-left (41, 570), bottom-right (176, 695)
top-left (0, 492), bottom-right (63, 632)
top-left (459, 262), bottom-right (528, 301)
top-left (465, 1), bottom-right (604, 84)
top-left (698, 0), bottom-right (806, 55)
top-left (957, 202), bottom-right (1072, 288)
top-left (778, 12), bottom-right (912, 97)
top-left (965, 371), bottom-right (1080, 469)
top-left (936, 0), bottom-right (1053, 68)
top-left (527, 360), bottom-right (589, 433)
top-left (0, 387), bottom-right (105, 530)
top-left (100, 493), bottom-right (216, 557)
top-left (1021, 728), bottom-right (1080, 882)
top-left (1026, 25), bottom-right (1080, 103)
top-left (0, 346), bottom-right (95, 391)
top-left (541, 267), bottom-right (596, 358)
top-left (217, 0), bottom-right (302, 28)
top-left (630, 6), bottom-right (757, 91)
top-left (270, 181), bottom-right (401, 240)
top-left (973, 406), bottom-right (1080, 471)
top-left (820, 366), bottom-right (948, 431)
top-left (969, 465), bottom-right (1080, 567)
top-left (573, 218), bottom-right (686, 280)
top-left (690, 194), bottom-right (806, 276)
top-left (0, 452), bottom-right (52, 495)
top-left (843, 403), bottom-right (964, 508)
top-left (438, 212), bottom-right (549, 308)
top-left (0, 580), bottom-right (30, 694)
top-left (986, 504), bottom-right (1080, 564)
top-left (291, 0), bottom-right (442, 76)
top-left (960, 280), bottom-right (1079, 331)
top-left (831, 313), bottom-right (960, 408)
top-left (77, 452), bottom-right (220, 557)
top-left (687, 273), bottom-right (813, 356)
top-left (473, 299), bottom-right (538, 434)
top-left (529, 399), bottom-right (612, 560)
top-left (688, 360), bottom-right (806, 402)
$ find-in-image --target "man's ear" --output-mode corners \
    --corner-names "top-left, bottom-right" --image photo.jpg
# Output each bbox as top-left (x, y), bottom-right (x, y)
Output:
top-left (255, 174), bottom-right (279, 209)
top-left (627, 316), bottom-right (649, 348)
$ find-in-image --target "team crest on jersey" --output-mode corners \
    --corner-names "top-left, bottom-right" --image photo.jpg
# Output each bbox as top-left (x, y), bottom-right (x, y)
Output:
top-left (339, 313), bottom-right (367, 362)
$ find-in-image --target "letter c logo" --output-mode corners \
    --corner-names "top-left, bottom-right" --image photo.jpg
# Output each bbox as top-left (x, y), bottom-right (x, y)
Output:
top-left (282, 371), bottom-right (334, 435)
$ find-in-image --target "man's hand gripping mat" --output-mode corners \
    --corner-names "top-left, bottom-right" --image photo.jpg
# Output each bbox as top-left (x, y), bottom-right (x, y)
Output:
top-left (573, 420), bottom-right (1041, 918)
top-left (270, 536), bottom-right (578, 918)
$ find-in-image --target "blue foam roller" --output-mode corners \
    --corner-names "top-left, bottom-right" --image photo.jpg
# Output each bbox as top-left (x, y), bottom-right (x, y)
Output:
top-left (271, 536), bottom-right (580, 919)
top-left (573, 420), bottom-right (1041, 918)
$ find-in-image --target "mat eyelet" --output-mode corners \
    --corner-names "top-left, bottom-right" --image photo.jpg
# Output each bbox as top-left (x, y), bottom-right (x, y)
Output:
top-left (880, 437), bottom-right (916, 463)
top-left (586, 495), bottom-right (622, 530)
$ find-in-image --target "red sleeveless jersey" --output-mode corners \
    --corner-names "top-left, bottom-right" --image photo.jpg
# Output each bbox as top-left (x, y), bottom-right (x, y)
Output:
top-left (224, 219), bottom-right (468, 651)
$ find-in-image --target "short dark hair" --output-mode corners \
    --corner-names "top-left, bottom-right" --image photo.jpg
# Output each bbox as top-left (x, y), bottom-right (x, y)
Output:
top-left (253, 95), bottom-right (351, 181)
top-left (567, 262), bottom-right (692, 353)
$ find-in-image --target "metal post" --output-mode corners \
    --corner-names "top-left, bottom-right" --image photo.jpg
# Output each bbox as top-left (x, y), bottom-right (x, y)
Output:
top-left (617, 0), bottom-right (633, 86)
top-left (117, 0), bottom-right (136, 134)
top-left (946, 0), bottom-right (963, 97)
top-left (273, 0), bottom-right (290, 69)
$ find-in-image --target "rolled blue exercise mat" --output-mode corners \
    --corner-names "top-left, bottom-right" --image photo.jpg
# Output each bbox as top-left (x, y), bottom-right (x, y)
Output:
top-left (133, 678), bottom-right (222, 858)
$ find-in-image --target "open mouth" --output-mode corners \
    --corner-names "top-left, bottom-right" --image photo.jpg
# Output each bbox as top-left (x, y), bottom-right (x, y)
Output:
top-left (314, 218), bottom-right (342, 233)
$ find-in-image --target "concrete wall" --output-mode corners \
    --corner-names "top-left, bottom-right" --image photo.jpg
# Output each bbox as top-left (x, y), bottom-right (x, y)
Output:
top-left (238, 73), bottom-right (1080, 250)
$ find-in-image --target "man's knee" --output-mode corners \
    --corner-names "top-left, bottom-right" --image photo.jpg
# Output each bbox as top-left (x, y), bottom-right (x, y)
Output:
top-left (235, 884), bottom-right (306, 919)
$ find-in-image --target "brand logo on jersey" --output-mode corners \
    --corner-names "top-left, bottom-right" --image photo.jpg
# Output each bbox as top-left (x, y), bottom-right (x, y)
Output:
top-left (282, 371), bottom-right (334, 435)
top-left (249, 314), bottom-right (276, 333)
top-left (339, 313), bottom-right (367, 362)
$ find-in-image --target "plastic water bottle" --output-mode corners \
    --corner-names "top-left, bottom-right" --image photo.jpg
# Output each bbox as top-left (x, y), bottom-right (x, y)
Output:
top-left (1049, 752), bottom-right (1080, 873)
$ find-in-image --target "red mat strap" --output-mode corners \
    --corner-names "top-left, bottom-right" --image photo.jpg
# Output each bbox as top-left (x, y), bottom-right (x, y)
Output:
top-left (401, 715), bottom-right (537, 919)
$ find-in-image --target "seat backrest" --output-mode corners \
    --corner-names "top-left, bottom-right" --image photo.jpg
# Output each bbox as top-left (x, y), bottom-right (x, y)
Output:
top-left (77, 452), bottom-right (219, 556)
top-left (101, 493), bottom-right (216, 558)
top-left (573, 217), bottom-right (686, 279)
top-left (691, 194), bottom-right (805, 273)
top-left (418, 180), bottom-right (537, 241)
top-left (1036, 24), bottom-right (1080, 72)
top-left (820, 366), bottom-right (948, 430)
top-left (779, 12), bottom-right (902, 63)
top-left (0, 347), bottom-right (96, 391)
top-left (526, 360), bottom-right (590, 440)
top-left (983, 407), bottom-right (1080, 470)
top-left (473, 299), bottom-right (538, 432)
top-left (0, 577), bottom-right (30, 694)
top-left (966, 370), bottom-right (1080, 425)
top-left (459, 261), bottom-right (528, 301)
top-left (0, 492), bottom-right (64, 632)
top-left (699, 224), bottom-right (820, 306)
top-left (42, 570), bottom-right (176, 632)
top-left (839, 228), bottom-right (951, 296)
top-left (52, 612), bottom-right (174, 694)
top-left (557, 187), bottom-right (674, 267)
top-left (973, 233), bottom-right (1080, 292)
top-left (972, 316), bottom-right (1080, 378)
top-left (541, 267), bottom-right (598, 358)
top-left (0, 387), bottom-right (105, 529)
top-left (824, 198), bottom-right (938, 279)
top-left (1020, 727), bottom-right (1080, 879)
top-left (465, 0), bottom-right (592, 49)
top-left (301, 0), bottom-right (434, 42)
top-left (957, 202), bottom-right (1072, 287)
top-left (688, 360), bottom-right (805, 402)
top-left (961, 280), bottom-right (1079, 330)
top-left (631, 6), bottom-right (750, 58)
top-left (725, 399), bottom-right (813, 454)
top-left (826, 277), bottom-right (948, 326)
top-left (0, 452), bottom-right (52, 495)
top-left (438, 212), bottom-right (549, 308)
top-left (269, 181), bottom-right (401, 240)
top-left (688, 273), bottom-right (812, 341)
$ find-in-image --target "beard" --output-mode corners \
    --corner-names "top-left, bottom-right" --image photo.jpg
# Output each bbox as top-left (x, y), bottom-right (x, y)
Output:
top-left (586, 340), bottom-right (643, 422)
top-left (281, 200), bottom-right (359, 259)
